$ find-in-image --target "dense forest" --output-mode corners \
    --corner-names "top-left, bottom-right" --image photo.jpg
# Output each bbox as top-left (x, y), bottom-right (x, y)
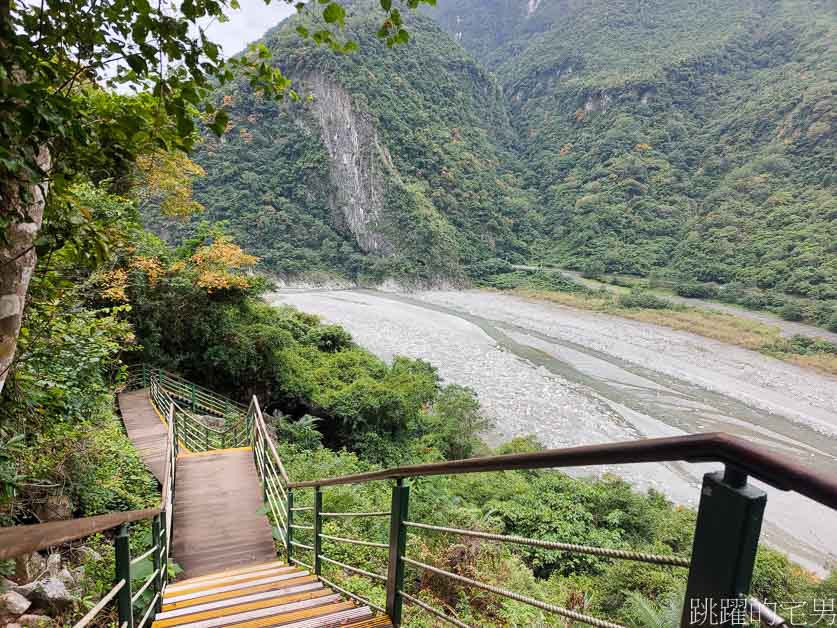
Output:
top-left (150, 0), bottom-right (835, 313)
top-left (1, 0), bottom-right (835, 625)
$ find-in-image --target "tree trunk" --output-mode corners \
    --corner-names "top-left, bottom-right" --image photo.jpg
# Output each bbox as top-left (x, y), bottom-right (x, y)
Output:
top-left (0, 146), bottom-right (51, 394)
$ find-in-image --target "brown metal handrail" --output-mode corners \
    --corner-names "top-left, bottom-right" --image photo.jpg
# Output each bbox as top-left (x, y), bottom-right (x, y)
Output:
top-left (0, 508), bottom-right (162, 561)
top-left (288, 432), bottom-right (837, 511)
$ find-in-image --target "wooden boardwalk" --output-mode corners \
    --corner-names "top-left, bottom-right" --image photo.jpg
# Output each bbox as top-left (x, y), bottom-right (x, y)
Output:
top-left (118, 389), bottom-right (168, 483)
top-left (172, 449), bottom-right (276, 578)
top-left (120, 387), bottom-right (392, 626)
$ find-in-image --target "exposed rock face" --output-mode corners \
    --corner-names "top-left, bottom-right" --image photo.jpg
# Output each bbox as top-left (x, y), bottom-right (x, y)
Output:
top-left (307, 73), bottom-right (394, 255)
top-left (33, 496), bottom-right (73, 523)
top-left (14, 554), bottom-right (45, 583)
top-left (0, 591), bottom-right (31, 615)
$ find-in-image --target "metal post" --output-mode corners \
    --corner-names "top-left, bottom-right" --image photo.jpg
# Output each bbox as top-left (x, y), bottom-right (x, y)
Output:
top-left (115, 523), bottom-right (134, 628)
top-left (286, 489), bottom-right (294, 564)
top-left (151, 515), bottom-right (162, 613)
top-left (681, 467), bottom-right (766, 627)
top-left (386, 479), bottom-right (409, 626)
top-left (313, 487), bottom-right (322, 576)
top-left (204, 424), bottom-right (209, 451)
top-left (159, 510), bottom-right (168, 591)
top-left (190, 383), bottom-right (196, 411)
top-left (142, 364), bottom-right (149, 388)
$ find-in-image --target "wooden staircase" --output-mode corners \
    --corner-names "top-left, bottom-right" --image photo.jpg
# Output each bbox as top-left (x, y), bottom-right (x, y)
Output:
top-left (152, 560), bottom-right (392, 628)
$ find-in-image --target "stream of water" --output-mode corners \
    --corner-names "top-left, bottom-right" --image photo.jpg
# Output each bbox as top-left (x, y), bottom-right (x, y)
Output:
top-left (268, 288), bottom-right (837, 575)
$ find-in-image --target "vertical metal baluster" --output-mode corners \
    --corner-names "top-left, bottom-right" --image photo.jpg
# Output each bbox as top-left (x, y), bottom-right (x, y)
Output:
top-left (681, 466), bottom-right (766, 627)
top-left (286, 489), bottom-right (294, 565)
top-left (151, 515), bottom-right (162, 613)
top-left (386, 479), bottom-right (410, 626)
top-left (313, 487), bottom-right (322, 576)
top-left (115, 523), bottom-right (134, 628)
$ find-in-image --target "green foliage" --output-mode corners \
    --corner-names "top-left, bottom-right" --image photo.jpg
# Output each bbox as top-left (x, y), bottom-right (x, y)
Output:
top-left (675, 283), bottom-right (719, 300)
top-left (780, 301), bottom-right (805, 322)
top-left (617, 290), bottom-right (671, 310)
top-left (420, 384), bottom-right (491, 460)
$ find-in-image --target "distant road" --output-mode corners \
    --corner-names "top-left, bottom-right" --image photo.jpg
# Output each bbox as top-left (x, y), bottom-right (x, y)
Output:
top-left (510, 265), bottom-right (837, 343)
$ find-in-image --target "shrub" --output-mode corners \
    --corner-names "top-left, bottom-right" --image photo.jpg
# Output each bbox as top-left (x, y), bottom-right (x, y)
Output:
top-left (617, 290), bottom-right (671, 310)
top-left (303, 324), bottom-right (353, 352)
top-left (828, 313), bottom-right (837, 333)
top-left (675, 282), bottom-right (718, 299)
top-left (580, 260), bottom-right (606, 279)
top-left (779, 302), bottom-right (804, 322)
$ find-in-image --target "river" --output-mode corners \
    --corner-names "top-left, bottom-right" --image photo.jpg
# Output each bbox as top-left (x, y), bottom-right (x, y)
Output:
top-left (267, 288), bottom-right (837, 575)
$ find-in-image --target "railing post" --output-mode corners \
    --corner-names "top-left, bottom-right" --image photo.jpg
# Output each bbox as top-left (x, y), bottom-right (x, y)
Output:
top-left (142, 364), bottom-right (149, 388)
top-left (204, 423), bottom-right (209, 451)
top-left (286, 489), bottom-right (294, 564)
top-left (681, 467), bottom-right (766, 627)
top-left (159, 510), bottom-right (168, 592)
top-left (190, 383), bottom-right (196, 411)
top-left (115, 523), bottom-right (134, 628)
top-left (151, 515), bottom-right (162, 613)
top-left (386, 479), bottom-right (409, 626)
top-left (313, 487), bottom-right (322, 576)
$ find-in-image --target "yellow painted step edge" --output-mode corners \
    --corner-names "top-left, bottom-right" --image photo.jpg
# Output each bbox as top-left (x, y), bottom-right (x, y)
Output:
top-left (153, 589), bottom-right (335, 628)
top-left (220, 600), bottom-right (356, 628)
top-left (168, 561), bottom-right (286, 589)
top-left (161, 575), bottom-right (319, 611)
top-left (163, 567), bottom-right (302, 597)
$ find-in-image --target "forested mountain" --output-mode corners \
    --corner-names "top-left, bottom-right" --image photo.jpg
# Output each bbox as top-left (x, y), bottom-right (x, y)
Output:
top-left (159, 4), bottom-right (535, 283)
top-left (153, 0), bottom-right (835, 299)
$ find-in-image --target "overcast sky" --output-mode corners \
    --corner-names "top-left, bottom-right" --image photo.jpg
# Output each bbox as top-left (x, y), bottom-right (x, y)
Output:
top-left (204, 0), bottom-right (297, 57)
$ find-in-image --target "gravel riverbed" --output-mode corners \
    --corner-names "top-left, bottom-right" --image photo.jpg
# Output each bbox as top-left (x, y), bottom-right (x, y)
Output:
top-left (268, 288), bottom-right (837, 574)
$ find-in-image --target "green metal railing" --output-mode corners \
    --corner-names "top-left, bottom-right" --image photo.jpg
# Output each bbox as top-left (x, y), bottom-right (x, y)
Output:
top-left (248, 391), bottom-right (837, 628)
top-left (131, 365), bottom-right (251, 451)
top-left (5, 368), bottom-right (833, 628)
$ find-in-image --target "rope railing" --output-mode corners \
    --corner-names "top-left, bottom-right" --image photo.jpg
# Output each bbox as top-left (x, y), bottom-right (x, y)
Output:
top-left (119, 367), bottom-right (837, 628)
top-left (403, 556), bottom-right (626, 628)
top-left (403, 521), bottom-right (691, 568)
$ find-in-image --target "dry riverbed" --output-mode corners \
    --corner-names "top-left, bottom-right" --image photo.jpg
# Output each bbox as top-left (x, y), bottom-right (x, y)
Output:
top-left (268, 288), bottom-right (837, 575)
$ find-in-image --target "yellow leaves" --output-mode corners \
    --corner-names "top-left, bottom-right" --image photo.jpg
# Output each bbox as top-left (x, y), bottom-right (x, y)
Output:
top-left (239, 127), bottom-right (253, 144)
top-left (635, 143), bottom-right (652, 152)
top-left (559, 143), bottom-right (573, 156)
top-left (188, 236), bottom-right (259, 293)
top-left (97, 268), bottom-right (128, 302)
top-left (136, 150), bottom-right (206, 218)
top-left (130, 256), bottom-right (164, 285)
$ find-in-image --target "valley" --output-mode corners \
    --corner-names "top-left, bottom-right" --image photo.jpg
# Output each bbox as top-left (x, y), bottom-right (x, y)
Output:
top-left (270, 288), bottom-right (837, 574)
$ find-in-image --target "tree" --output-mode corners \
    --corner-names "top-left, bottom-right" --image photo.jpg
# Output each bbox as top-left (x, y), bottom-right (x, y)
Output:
top-left (0, 0), bottom-right (431, 393)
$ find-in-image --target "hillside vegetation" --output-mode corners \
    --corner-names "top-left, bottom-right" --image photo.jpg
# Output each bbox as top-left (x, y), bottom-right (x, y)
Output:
top-left (148, 0), bottom-right (835, 316)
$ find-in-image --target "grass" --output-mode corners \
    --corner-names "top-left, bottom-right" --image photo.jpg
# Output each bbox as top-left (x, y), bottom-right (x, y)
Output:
top-left (514, 288), bottom-right (837, 377)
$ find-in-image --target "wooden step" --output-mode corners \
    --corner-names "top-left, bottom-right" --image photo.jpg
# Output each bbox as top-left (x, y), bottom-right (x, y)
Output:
top-left (152, 591), bottom-right (341, 627)
top-left (163, 571), bottom-right (312, 606)
top-left (166, 564), bottom-right (293, 594)
top-left (156, 585), bottom-right (330, 622)
top-left (163, 575), bottom-right (319, 611)
top-left (169, 561), bottom-right (286, 588)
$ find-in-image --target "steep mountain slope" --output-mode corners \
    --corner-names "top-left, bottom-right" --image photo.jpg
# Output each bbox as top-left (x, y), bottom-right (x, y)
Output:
top-left (185, 5), bottom-right (534, 283)
top-left (431, 0), bottom-right (836, 299)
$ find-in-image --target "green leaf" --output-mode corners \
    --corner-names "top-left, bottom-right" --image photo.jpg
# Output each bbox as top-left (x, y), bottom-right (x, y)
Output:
top-left (323, 2), bottom-right (346, 26)
top-left (380, 0), bottom-right (391, 11)
top-left (296, 25), bottom-right (309, 37)
top-left (208, 109), bottom-right (229, 136)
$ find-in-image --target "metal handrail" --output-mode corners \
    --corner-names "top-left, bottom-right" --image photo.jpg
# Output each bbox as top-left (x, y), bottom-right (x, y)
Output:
top-left (287, 432), bottom-right (837, 510)
top-left (0, 508), bottom-right (162, 560)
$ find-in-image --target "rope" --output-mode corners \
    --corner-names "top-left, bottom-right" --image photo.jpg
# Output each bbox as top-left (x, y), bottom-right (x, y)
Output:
top-left (319, 575), bottom-right (387, 614)
top-left (404, 521), bottom-right (690, 567)
top-left (402, 557), bottom-right (626, 628)
top-left (319, 554), bottom-right (387, 582)
top-left (398, 590), bottom-right (472, 628)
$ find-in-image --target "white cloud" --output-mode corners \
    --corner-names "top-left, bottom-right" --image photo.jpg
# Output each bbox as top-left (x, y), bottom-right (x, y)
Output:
top-left (203, 0), bottom-right (297, 56)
